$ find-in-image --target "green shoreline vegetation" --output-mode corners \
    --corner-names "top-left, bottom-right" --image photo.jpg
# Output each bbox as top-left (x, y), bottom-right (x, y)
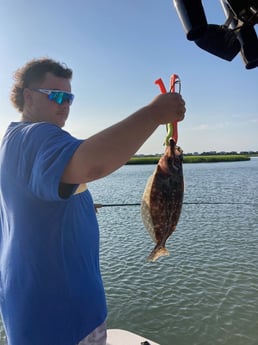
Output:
top-left (127, 154), bottom-right (252, 165)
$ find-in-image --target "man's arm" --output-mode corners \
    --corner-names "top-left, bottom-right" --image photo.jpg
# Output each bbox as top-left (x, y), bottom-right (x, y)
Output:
top-left (61, 92), bottom-right (186, 184)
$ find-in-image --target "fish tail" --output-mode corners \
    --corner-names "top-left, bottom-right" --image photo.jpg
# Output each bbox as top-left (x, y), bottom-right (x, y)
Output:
top-left (147, 246), bottom-right (170, 262)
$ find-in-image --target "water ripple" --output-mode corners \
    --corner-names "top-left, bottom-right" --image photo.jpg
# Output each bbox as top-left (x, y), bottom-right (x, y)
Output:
top-left (94, 161), bottom-right (258, 345)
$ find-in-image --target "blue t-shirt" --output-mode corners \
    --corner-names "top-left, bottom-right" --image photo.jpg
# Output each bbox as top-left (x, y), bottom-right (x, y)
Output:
top-left (0, 122), bottom-right (107, 345)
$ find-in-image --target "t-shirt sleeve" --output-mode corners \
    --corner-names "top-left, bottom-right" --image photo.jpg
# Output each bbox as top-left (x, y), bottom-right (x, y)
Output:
top-left (27, 123), bottom-right (83, 201)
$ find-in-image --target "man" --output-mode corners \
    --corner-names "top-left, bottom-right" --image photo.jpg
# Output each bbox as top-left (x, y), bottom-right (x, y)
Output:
top-left (0, 58), bottom-right (186, 345)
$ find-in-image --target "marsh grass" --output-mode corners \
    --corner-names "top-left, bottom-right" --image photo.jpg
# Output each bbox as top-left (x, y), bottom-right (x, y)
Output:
top-left (127, 155), bottom-right (250, 165)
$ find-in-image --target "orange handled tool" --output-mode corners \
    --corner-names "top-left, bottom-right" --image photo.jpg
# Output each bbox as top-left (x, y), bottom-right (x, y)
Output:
top-left (155, 74), bottom-right (181, 145)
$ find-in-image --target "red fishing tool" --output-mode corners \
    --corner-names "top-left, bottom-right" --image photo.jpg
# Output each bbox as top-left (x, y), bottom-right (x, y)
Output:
top-left (155, 74), bottom-right (181, 146)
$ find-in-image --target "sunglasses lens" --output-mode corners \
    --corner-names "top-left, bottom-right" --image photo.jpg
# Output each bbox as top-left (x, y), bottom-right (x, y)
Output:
top-left (48, 92), bottom-right (74, 105)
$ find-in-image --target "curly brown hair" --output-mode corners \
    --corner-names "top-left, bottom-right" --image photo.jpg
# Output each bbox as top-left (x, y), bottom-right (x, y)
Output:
top-left (10, 58), bottom-right (73, 112)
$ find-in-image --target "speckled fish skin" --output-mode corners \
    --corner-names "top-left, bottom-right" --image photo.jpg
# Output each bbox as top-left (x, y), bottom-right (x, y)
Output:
top-left (141, 138), bottom-right (184, 262)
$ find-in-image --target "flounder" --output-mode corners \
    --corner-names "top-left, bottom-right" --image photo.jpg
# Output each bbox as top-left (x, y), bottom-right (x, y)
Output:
top-left (141, 139), bottom-right (184, 262)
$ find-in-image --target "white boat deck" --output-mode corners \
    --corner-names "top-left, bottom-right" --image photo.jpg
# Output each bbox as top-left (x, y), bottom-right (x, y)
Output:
top-left (107, 329), bottom-right (160, 345)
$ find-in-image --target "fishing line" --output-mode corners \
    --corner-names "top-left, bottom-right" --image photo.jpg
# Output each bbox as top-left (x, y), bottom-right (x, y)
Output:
top-left (96, 202), bottom-right (257, 207)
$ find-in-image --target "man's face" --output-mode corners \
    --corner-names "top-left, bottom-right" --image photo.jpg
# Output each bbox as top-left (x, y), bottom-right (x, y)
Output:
top-left (26, 72), bottom-right (72, 128)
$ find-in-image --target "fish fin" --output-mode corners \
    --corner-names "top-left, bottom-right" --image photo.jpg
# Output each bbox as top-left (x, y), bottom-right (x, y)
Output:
top-left (147, 247), bottom-right (170, 262)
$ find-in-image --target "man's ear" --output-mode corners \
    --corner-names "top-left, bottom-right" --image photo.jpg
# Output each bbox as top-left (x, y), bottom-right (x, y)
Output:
top-left (23, 88), bottom-right (33, 106)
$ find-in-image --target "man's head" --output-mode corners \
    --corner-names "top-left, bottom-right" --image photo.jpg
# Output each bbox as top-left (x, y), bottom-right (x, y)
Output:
top-left (11, 58), bottom-right (73, 127)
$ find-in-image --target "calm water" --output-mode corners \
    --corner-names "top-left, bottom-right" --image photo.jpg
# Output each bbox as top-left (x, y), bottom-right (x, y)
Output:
top-left (0, 159), bottom-right (257, 345)
top-left (92, 158), bottom-right (258, 345)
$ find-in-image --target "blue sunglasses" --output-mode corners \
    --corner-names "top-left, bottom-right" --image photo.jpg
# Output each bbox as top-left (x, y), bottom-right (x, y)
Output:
top-left (31, 88), bottom-right (74, 105)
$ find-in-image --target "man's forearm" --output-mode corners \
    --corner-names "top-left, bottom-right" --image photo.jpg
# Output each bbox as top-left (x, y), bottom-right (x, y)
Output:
top-left (61, 92), bottom-right (186, 184)
top-left (62, 105), bottom-right (159, 184)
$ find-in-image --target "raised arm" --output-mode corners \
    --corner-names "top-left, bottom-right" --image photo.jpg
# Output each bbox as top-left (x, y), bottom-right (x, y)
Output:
top-left (61, 92), bottom-right (186, 184)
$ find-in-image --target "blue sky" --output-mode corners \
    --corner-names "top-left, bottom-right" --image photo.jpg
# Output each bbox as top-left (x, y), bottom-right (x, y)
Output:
top-left (0, 0), bottom-right (257, 154)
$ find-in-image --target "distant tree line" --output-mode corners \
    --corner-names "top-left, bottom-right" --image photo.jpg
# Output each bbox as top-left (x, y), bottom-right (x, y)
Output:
top-left (134, 150), bottom-right (258, 158)
top-left (184, 151), bottom-right (258, 156)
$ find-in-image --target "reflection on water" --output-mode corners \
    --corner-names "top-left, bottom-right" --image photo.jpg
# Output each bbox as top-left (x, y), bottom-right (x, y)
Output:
top-left (0, 160), bottom-right (257, 345)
